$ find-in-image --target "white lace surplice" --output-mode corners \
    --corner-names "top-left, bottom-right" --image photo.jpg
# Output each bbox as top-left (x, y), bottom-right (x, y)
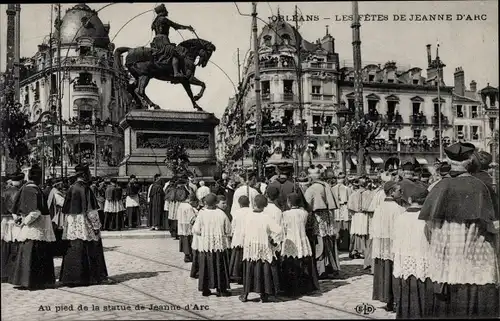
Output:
top-left (1, 217), bottom-right (22, 242)
top-left (281, 208), bottom-right (313, 259)
top-left (426, 221), bottom-right (499, 285)
top-left (17, 211), bottom-right (56, 242)
top-left (371, 200), bottom-right (406, 260)
top-left (392, 211), bottom-right (431, 281)
top-left (231, 207), bottom-right (252, 248)
top-left (263, 203), bottom-right (283, 227)
top-left (63, 210), bottom-right (102, 242)
top-left (192, 208), bottom-right (231, 252)
top-left (177, 202), bottom-right (197, 236)
top-left (104, 200), bottom-right (125, 213)
top-left (166, 201), bottom-right (181, 220)
top-left (242, 212), bottom-right (283, 263)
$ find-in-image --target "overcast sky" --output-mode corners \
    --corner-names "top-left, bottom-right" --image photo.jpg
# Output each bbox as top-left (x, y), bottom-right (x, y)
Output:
top-left (0, 1), bottom-right (498, 117)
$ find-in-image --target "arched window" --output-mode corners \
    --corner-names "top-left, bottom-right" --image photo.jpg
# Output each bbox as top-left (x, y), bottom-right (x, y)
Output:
top-left (35, 81), bottom-right (40, 101)
top-left (263, 35), bottom-right (272, 47)
top-left (282, 34), bottom-right (291, 45)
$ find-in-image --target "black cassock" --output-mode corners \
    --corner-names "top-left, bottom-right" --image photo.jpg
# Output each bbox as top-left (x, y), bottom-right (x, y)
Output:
top-left (59, 180), bottom-right (108, 286)
top-left (10, 183), bottom-right (56, 289)
top-left (148, 182), bottom-right (165, 228)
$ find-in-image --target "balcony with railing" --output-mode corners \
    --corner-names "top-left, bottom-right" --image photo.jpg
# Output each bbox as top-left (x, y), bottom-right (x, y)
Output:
top-left (410, 114), bottom-right (428, 125)
top-left (385, 113), bottom-right (404, 124)
top-left (367, 137), bottom-right (451, 154)
top-left (432, 115), bottom-right (450, 126)
top-left (74, 84), bottom-right (99, 94)
top-left (311, 93), bottom-right (335, 102)
top-left (365, 112), bottom-right (383, 122)
top-left (302, 61), bottom-right (336, 70)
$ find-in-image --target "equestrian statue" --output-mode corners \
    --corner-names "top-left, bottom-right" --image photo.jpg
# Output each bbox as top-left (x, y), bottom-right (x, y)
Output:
top-left (113, 4), bottom-right (216, 111)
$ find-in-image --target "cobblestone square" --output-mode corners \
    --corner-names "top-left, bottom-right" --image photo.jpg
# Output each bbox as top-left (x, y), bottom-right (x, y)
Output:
top-left (1, 236), bottom-right (396, 320)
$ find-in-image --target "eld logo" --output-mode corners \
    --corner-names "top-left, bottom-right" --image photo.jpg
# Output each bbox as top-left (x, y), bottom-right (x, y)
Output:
top-left (355, 303), bottom-right (376, 315)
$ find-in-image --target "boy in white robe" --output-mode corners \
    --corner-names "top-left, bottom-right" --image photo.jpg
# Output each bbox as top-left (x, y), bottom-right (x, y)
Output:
top-left (177, 194), bottom-right (198, 262)
top-left (240, 195), bottom-right (283, 303)
top-left (229, 195), bottom-right (252, 284)
top-left (192, 193), bottom-right (231, 297)
top-left (371, 181), bottom-right (406, 311)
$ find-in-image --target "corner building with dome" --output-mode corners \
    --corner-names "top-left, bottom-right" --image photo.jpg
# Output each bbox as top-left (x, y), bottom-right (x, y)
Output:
top-left (19, 4), bottom-right (131, 178)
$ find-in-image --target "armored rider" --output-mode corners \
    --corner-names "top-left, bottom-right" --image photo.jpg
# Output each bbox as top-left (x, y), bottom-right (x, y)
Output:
top-left (151, 4), bottom-right (194, 79)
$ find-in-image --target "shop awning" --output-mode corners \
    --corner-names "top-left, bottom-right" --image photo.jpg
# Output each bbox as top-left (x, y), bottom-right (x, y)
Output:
top-left (370, 156), bottom-right (384, 164)
top-left (350, 156), bottom-right (358, 165)
top-left (415, 158), bottom-right (428, 165)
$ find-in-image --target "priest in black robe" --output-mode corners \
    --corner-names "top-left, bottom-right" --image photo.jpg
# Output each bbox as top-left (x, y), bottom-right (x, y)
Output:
top-left (60, 164), bottom-right (108, 287)
top-left (418, 142), bottom-right (499, 318)
top-left (1, 172), bottom-right (24, 283)
top-left (10, 165), bottom-right (56, 289)
top-left (148, 174), bottom-right (165, 230)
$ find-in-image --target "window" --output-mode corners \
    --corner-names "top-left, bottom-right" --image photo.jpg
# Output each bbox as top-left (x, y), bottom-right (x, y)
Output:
top-left (471, 106), bottom-right (478, 119)
top-left (24, 86), bottom-right (29, 105)
top-left (263, 35), bottom-right (272, 47)
top-left (434, 103), bottom-right (442, 116)
top-left (471, 126), bottom-right (482, 140)
top-left (312, 115), bottom-right (322, 134)
top-left (367, 100), bottom-right (378, 113)
top-left (78, 72), bottom-right (93, 85)
top-left (262, 81), bottom-right (270, 95)
top-left (282, 34), bottom-right (291, 45)
top-left (312, 85), bottom-right (321, 94)
top-left (456, 125), bottom-right (464, 139)
top-left (387, 101), bottom-right (397, 115)
top-left (79, 110), bottom-right (92, 123)
top-left (413, 79), bottom-right (419, 85)
top-left (349, 76), bottom-right (354, 82)
top-left (283, 80), bottom-right (293, 94)
top-left (413, 129), bottom-right (422, 138)
top-left (34, 81), bottom-right (40, 101)
top-left (283, 109), bottom-right (294, 125)
top-left (79, 46), bottom-right (90, 56)
top-left (413, 102), bottom-right (421, 115)
top-left (50, 74), bottom-right (57, 95)
top-left (456, 105), bottom-right (464, 118)
top-left (389, 128), bottom-right (397, 140)
top-left (434, 130), bottom-right (441, 139)
top-left (347, 99), bottom-right (355, 111)
top-left (368, 74), bottom-right (375, 82)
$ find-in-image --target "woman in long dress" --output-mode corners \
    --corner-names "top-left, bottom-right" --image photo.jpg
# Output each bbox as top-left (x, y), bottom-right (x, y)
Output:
top-left (280, 193), bottom-right (320, 296)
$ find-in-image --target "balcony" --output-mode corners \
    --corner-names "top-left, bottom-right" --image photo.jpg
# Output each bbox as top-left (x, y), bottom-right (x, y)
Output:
top-left (432, 115), bottom-right (450, 126)
top-left (302, 62), bottom-right (336, 69)
top-left (385, 113), bottom-right (403, 124)
top-left (410, 114), bottom-right (427, 125)
top-left (258, 58), bottom-right (295, 70)
top-left (74, 84), bottom-right (99, 94)
top-left (311, 94), bottom-right (335, 102)
top-left (270, 93), bottom-right (299, 103)
top-left (365, 112), bottom-right (382, 122)
top-left (368, 138), bottom-right (451, 154)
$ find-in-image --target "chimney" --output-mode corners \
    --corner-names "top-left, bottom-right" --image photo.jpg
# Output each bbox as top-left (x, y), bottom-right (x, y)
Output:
top-left (454, 67), bottom-right (465, 96)
top-left (426, 44), bottom-right (432, 66)
top-left (470, 80), bottom-right (477, 92)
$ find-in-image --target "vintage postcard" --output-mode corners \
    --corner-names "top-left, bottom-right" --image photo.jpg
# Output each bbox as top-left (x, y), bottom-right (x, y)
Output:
top-left (0, 1), bottom-right (498, 320)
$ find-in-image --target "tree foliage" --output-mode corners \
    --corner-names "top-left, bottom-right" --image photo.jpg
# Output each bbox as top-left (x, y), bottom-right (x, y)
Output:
top-left (0, 95), bottom-right (32, 169)
top-left (164, 143), bottom-right (190, 177)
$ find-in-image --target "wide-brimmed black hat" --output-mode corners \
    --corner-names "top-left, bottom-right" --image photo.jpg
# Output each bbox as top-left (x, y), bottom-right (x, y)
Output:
top-left (444, 142), bottom-right (476, 161)
top-left (74, 163), bottom-right (90, 175)
top-left (402, 162), bottom-right (415, 171)
top-left (9, 172), bottom-right (25, 181)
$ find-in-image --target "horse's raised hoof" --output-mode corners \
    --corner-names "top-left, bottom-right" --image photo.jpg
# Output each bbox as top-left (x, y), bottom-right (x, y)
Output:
top-left (193, 95), bottom-right (202, 102)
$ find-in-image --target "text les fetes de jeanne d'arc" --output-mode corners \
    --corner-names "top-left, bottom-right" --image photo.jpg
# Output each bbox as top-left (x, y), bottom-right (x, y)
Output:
top-left (269, 13), bottom-right (488, 22)
top-left (38, 304), bottom-right (210, 312)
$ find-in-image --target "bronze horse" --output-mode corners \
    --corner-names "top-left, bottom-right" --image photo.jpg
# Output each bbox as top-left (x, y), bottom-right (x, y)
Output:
top-left (113, 38), bottom-right (216, 111)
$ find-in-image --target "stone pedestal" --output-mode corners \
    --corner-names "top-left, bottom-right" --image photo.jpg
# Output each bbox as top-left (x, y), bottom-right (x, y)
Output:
top-left (118, 110), bottom-right (219, 181)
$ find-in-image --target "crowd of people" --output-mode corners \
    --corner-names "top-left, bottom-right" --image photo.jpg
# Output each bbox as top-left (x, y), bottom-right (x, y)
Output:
top-left (1, 141), bottom-right (498, 319)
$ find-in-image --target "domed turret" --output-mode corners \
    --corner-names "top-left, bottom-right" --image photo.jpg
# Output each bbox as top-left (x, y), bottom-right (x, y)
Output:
top-left (58, 4), bottom-right (110, 49)
top-left (258, 19), bottom-right (300, 48)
